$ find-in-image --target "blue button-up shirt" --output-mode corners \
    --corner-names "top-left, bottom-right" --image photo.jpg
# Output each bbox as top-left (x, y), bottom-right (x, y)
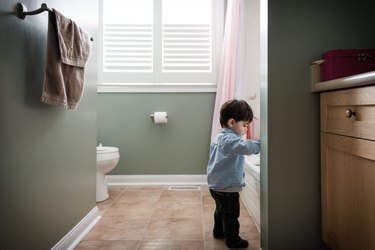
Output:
top-left (207, 128), bottom-right (260, 192)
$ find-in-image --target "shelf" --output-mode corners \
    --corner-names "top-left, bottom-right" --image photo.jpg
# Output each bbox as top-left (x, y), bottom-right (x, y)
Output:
top-left (310, 65), bottom-right (375, 92)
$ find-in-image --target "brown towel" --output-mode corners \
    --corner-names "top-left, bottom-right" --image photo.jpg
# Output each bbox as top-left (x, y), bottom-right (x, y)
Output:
top-left (41, 9), bottom-right (91, 109)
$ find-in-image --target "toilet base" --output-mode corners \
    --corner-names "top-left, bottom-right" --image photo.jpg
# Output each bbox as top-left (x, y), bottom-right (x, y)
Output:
top-left (96, 172), bottom-right (109, 202)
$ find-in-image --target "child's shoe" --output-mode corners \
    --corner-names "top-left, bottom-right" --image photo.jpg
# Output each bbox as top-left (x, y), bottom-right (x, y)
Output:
top-left (226, 238), bottom-right (249, 248)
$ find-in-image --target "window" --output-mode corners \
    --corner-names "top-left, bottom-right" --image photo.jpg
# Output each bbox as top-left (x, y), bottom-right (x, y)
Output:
top-left (98, 0), bottom-right (224, 92)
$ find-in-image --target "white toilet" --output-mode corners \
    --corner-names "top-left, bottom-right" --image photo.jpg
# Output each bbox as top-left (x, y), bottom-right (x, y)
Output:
top-left (96, 143), bottom-right (120, 202)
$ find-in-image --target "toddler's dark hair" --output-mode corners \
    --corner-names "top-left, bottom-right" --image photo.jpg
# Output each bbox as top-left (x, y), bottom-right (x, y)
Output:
top-left (220, 99), bottom-right (253, 127)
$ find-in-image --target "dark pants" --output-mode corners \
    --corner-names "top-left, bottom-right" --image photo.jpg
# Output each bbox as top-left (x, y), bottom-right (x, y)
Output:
top-left (210, 189), bottom-right (241, 245)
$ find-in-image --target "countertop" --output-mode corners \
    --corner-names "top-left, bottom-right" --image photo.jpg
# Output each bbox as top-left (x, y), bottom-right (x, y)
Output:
top-left (311, 69), bottom-right (375, 92)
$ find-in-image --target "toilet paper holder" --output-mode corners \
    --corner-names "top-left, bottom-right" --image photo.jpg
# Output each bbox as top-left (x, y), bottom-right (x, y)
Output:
top-left (149, 113), bottom-right (168, 121)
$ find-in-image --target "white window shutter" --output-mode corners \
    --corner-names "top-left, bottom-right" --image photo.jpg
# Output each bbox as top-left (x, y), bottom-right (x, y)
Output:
top-left (104, 24), bottom-right (153, 72)
top-left (162, 24), bottom-right (211, 72)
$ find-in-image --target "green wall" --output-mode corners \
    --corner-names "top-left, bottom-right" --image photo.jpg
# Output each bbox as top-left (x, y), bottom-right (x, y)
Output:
top-left (97, 93), bottom-right (215, 175)
top-left (0, 0), bottom-right (98, 248)
top-left (262, 0), bottom-right (375, 249)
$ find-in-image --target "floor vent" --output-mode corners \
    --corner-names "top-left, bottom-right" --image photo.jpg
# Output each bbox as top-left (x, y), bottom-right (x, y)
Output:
top-left (168, 186), bottom-right (201, 191)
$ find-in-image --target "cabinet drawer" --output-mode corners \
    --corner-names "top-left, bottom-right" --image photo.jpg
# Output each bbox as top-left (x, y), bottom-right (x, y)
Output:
top-left (321, 85), bottom-right (375, 140)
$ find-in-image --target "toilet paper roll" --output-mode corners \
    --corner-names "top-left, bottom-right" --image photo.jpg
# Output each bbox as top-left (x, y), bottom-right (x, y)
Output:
top-left (153, 112), bottom-right (168, 124)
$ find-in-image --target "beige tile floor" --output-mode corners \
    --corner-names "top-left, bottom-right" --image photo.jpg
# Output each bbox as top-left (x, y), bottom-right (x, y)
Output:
top-left (76, 185), bottom-right (260, 250)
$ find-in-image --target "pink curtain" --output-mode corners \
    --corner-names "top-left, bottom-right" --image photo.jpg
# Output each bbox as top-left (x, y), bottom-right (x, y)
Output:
top-left (211, 0), bottom-right (245, 141)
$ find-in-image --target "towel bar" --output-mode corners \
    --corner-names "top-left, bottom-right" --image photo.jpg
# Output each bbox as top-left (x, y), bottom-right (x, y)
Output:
top-left (16, 2), bottom-right (94, 41)
top-left (16, 3), bottom-right (52, 19)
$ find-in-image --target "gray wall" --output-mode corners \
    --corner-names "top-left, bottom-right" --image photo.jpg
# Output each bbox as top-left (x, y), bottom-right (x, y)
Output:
top-left (262, 0), bottom-right (375, 249)
top-left (0, 0), bottom-right (97, 248)
top-left (97, 93), bottom-right (215, 174)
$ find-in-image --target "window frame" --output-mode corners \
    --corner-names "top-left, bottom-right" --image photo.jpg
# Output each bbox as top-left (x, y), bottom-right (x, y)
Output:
top-left (97, 0), bottom-right (224, 93)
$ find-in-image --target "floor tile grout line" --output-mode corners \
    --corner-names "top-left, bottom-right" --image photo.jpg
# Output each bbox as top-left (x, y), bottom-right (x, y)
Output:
top-left (140, 186), bottom-right (164, 241)
top-left (100, 187), bottom-right (127, 215)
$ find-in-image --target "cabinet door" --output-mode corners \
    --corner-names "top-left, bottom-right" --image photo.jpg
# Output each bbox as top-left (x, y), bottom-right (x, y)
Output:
top-left (321, 133), bottom-right (375, 250)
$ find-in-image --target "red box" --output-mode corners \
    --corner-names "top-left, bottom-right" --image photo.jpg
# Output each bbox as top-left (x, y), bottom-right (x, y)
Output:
top-left (321, 49), bottom-right (375, 81)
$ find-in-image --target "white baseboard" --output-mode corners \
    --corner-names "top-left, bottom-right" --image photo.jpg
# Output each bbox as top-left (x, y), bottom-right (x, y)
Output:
top-left (51, 206), bottom-right (101, 250)
top-left (106, 174), bottom-right (207, 186)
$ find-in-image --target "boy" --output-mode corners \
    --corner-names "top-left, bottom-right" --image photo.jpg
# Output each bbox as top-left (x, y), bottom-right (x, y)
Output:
top-left (207, 99), bottom-right (260, 249)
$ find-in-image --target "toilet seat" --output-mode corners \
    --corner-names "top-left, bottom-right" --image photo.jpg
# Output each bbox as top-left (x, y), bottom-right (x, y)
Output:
top-left (96, 146), bottom-right (119, 161)
top-left (97, 146), bottom-right (118, 153)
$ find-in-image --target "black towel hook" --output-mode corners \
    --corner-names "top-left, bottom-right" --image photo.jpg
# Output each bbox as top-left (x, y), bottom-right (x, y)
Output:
top-left (16, 3), bottom-right (52, 19)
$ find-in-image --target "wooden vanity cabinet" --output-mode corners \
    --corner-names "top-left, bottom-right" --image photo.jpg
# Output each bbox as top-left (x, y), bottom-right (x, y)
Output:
top-left (320, 85), bottom-right (375, 250)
